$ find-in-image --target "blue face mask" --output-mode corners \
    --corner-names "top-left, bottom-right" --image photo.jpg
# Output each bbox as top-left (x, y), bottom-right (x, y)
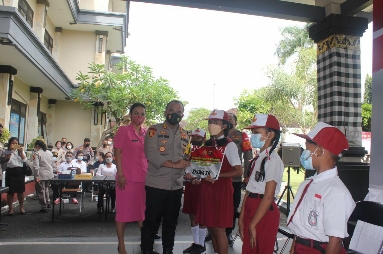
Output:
top-left (300, 149), bottom-right (314, 170)
top-left (251, 134), bottom-right (266, 149)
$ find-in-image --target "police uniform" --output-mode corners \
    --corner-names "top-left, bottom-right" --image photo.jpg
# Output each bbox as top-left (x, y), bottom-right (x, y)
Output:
top-left (33, 149), bottom-right (54, 210)
top-left (73, 145), bottom-right (94, 162)
top-left (287, 167), bottom-right (355, 254)
top-left (98, 145), bottom-right (113, 155)
top-left (141, 122), bottom-right (189, 253)
top-left (51, 148), bottom-right (66, 164)
top-left (227, 129), bottom-right (253, 235)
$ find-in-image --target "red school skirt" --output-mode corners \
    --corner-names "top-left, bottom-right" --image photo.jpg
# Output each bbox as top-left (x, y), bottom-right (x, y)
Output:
top-left (195, 178), bottom-right (233, 228)
top-left (182, 181), bottom-right (202, 215)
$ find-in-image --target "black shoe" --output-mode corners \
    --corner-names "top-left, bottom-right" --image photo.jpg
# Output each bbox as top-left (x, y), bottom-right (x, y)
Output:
top-left (47, 204), bottom-right (51, 209)
top-left (39, 209), bottom-right (49, 213)
top-left (183, 243), bottom-right (198, 254)
top-left (154, 233), bottom-right (161, 240)
top-left (204, 233), bottom-right (211, 242)
top-left (142, 250), bottom-right (159, 254)
top-left (227, 234), bottom-right (234, 247)
top-left (190, 244), bottom-right (206, 254)
top-left (163, 248), bottom-right (173, 254)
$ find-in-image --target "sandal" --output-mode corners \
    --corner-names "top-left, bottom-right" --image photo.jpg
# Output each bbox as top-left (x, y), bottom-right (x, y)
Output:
top-left (20, 209), bottom-right (26, 214)
top-left (8, 212), bottom-right (14, 216)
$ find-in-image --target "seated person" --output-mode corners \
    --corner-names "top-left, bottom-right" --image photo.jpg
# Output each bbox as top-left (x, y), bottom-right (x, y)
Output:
top-left (73, 151), bottom-right (87, 173)
top-left (98, 139), bottom-right (112, 155)
top-left (52, 151), bottom-right (81, 204)
top-left (92, 152), bottom-right (105, 175)
top-left (96, 152), bottom-right (117, 213)
top-left (52, 151), bottom-right (59, 176)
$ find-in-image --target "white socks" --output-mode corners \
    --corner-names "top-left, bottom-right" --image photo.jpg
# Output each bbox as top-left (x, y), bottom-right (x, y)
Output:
top-left (198, 227), bottom-right (207, 247)
top-left (191, 226), bottom-right (199, 244)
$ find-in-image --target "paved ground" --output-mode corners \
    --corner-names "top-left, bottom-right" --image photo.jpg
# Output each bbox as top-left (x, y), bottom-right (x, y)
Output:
top-left (0, 190), bottom-right (292, 253)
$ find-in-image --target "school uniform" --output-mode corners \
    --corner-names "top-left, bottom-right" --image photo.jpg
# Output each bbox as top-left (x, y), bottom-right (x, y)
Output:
top-left (242, 146), bottom-right (284, 254)
top-left (287, 167), bottom-right (355, 254)
top-left (195, 137), bottom-right (241, 228)
top-left (4, 150), bottom-right (27, 194)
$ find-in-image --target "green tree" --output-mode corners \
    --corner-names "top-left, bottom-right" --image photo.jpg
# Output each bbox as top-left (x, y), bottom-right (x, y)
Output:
top-left (184, 108), bottom-right (210, 132)
top-left (71, 56), bottom-right (180, 125)
top-left (276, 24), bottom-right (314, 65)
top-left (234, 89), bottom-right (271, 129)
top-left (363, 73), bottom-right (372, 104)
top-left (362, 103), bottom-right (372, 132)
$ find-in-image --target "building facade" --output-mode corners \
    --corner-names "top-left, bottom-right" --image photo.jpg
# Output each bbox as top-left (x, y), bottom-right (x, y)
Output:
top-left (0, 0), bottom-right (128, 148)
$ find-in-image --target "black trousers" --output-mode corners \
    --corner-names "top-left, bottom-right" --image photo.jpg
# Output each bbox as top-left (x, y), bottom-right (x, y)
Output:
top-left (51, 182), bottom-right (78, 198)
top-left (97, 185), bottom-right (116, 209)
top-left (141, 186), bottom-right (183, 251)
top-left (226, 181), bottom-right (242, 235)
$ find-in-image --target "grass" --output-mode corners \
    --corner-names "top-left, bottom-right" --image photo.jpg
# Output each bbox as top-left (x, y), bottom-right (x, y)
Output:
top-left (278, 167), bottom-right (306, 202)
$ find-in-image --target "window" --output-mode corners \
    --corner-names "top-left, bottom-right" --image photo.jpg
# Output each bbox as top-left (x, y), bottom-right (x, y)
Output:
top-left (9, 100), bottom-right (27, 145)
top-left (18, 0), bottom-right (34, 27)
top-left (44, 30), bottom-right (53, 53)
top-left (38, 112), bottom-right (47, 140)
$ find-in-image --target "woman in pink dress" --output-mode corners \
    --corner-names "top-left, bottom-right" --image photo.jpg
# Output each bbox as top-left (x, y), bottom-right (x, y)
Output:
top-left (114, 103), bottom-right (148, 254)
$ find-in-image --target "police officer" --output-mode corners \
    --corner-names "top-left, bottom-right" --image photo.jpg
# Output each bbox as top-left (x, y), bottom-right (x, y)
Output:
top-left (226, 113), bottom-right (253, 244)
top-left (141, 100), bottom-right (190, 254)
top-left (73, 138), bottom-right (94, 163)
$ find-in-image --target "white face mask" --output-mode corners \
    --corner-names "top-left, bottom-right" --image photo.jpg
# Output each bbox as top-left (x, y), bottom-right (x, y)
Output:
top-left (208, 124), bottom-right (223, 136)
top-left (107, 141), bottom-right (112, 145)
top-left (52, 157), bottom-right (57, 161)
top-left (67, 145), bottom-right (72, 149)
top-left (105, 157), bottom-right (113, 163)
top-left (77, 156), bottom-right (83, 161)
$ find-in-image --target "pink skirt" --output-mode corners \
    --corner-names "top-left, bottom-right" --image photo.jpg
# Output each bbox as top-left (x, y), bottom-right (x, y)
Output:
top-left (115, 181), bottom-right (146, 223)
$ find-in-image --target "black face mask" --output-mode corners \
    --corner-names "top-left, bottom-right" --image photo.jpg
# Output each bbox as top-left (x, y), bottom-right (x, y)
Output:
top-left (84, 143), bottom-right (90, 147)
top-left (103, 144), bottom-right (107, 147)
top-left (166, 113), bottom-right (182, 125)
top-left (191, 141), bottom-right (203, 146)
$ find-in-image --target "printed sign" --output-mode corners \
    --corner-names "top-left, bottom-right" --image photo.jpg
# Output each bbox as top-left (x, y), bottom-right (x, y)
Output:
top-left (185, 145), bottom-right (226, 180)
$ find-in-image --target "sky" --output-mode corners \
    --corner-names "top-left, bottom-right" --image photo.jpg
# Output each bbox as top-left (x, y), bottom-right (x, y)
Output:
top-left (125, 2), bottom-right (373, 115)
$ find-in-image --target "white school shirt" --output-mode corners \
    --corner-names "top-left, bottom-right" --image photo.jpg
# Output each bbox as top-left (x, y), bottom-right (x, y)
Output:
top-left (72, 160), bottom-right (87, 173)
top-left (216, 135), bottom-right (242, 167)
top-left (58, 161), bottom-right (77, 173)
top-left (96, 163), bottom-right (117, 177)
top-left (6, 150), bottom-right (27, 168)
top-left (287, 167), bottom-right (355, 242)
top-left (246, 146), bottom-right (284, 197)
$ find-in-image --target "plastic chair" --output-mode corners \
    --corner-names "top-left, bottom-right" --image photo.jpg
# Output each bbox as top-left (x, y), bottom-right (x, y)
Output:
top-left (345, 200), bottom-right (383, 253)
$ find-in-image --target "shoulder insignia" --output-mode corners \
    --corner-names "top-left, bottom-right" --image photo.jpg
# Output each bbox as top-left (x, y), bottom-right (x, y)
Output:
top-left (148, 128), bottom-right (157, 137)
top-left (159, 146), bottom-right (166, 152)
top-left (160, 140), bottom-right (168, 144)
top-left (160, 130), bottom-right (167, 135)
top-left (163, 123), bottom-right (168, 129)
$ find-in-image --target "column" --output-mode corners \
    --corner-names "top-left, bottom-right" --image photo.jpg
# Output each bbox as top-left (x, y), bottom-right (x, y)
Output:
top-left (3, 0), bottom-right (17, 7)
top-left (367, 0), bottom-right (383, 201)
top-left (27, 90), bottom-right (40, 145)
top-left (309, 14), bottom-right (368, 150)
top-left (34, 1), bottom-right (49, 42)
top-left (0, 66), bottom-right (17, 128)
top-left (46, 99), bottom-right (56, 147)
top-left (52, 27), bottom-right (62, 62)
top-left (309, 14), bottom-right (369, 201)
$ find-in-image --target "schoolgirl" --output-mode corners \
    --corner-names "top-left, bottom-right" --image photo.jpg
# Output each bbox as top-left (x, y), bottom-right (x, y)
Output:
top-left (239, 114), bottom-right (284, 254)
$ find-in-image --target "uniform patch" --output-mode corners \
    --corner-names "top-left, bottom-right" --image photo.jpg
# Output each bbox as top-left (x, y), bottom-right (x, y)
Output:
top-left (159, 146), bottom-right (166, 152)
top-left (314, 194), bottom-right (322, 199)
top-left (160, 140), bottom-right (168, 144)
top-left (231, 136), bottom-right (240, 140)
top-left (160, 130), bottom-right (167, 135)
top-left (148, 128), bottom-right (157, 137)
top-left (308, 210), bottom-right (318, 227)
top-left (163, 123), bottom-right (168, 129)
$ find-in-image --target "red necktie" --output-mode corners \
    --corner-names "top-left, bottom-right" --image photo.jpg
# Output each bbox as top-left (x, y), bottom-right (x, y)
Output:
top-left (286, 179), bottom-right (314, 226)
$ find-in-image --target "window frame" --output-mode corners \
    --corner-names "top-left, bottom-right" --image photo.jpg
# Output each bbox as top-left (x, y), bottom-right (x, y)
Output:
top-left (18, 0), bottom-right (34, 27)
top-left (9, 100), bottom-right (27, 146)
top-left (44, 29), bottom-right (53, 53)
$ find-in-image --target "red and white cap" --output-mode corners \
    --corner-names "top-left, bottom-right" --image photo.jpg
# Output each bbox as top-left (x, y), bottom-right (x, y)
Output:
top-left (244, 114), bottom-right (280, 130)
top-left (293, 122), bottom-right (349, 157)
top-left (190, 128), bottom-right (206, 138)
top-left (206, 109), bottom-right (229, 121)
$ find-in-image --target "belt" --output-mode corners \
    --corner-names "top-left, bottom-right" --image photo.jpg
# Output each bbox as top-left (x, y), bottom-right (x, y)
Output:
top-left (295, 237), bottom-right (328, 254)
top-left (247, 192), bottom-right (274, 211)
top-left (247, 192), bottom-right (264, 199)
